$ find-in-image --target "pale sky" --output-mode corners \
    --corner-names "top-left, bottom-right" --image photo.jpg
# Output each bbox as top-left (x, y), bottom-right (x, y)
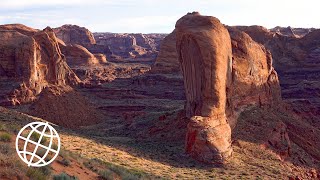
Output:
top-left (0, 0), bottom-right (318, 33)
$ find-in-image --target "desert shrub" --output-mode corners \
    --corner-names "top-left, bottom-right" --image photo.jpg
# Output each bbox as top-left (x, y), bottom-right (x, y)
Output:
top-left (58, 158), bottom-right (71, 166)
top-left (6, 124), bottom-right (21, 134)
top-left (53, 173), bottom-right (78, 180)
top-left (30, 132), bottom-right (47, 144)
top-left (26, 168), bottom-right (46, 180)
top-left (52, 143), bottom-right (59, 151)
top-left (107, 165), bottom-right (141, 180)
top-left (0, 144), bottom-right (12, 154)
top-left (86, 158), bottom-right (147, 180)
top-left (39, 166), bottom-right (52, 176)
top-left (98, 169), bottom-right (114, 180)
top-left (0, 133), bottom-right (11, 142)
top-left (36, 148), bottom-right (47, 157)
top-left (0, 124), bottom-right (5, 131)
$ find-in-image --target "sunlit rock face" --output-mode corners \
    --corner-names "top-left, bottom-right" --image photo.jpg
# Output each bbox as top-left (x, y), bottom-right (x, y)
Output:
top-left (0, 25), bottom-right (79, 105)
top-left (175, 12), bottom-right (233, 164)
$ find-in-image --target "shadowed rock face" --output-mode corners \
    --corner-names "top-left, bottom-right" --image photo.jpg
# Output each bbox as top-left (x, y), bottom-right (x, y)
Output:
top-left (151, 31), bottom-right (179, 74)
top-left (93, 32), bottom-right (166, 60)
top-left (0, 25), bottom-right (80, 105)
top-left (227, 27), bottom-right (282, 127)
top-left (176, 12), bottom-right (233, 164)
top-left (59, 44), bottom-right (102, 66)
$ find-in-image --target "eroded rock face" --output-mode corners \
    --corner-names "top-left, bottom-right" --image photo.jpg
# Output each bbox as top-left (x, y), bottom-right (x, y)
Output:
top-left (0, 24), bottom-right (38, 36)
top-left (94, 32), bottom-right (166, 60)
top-left (235, 26), bottom-right (320, 127)
top-left (53, 25), bottom-right (96, 47)
top-left (151, 31), bottom-right (180, 74)
top-left (176, 12), bottom-right (233, 164)
top-left (0, 25), bottom-right (80, 105)
top-left (270, 26), bottom-right (315, 38)
top-left (152, 27), bottom-right (282, 128)
top-left (60, 44), bottom-right (100, 66)
top-left (227, 27), bottom-right (281, 127)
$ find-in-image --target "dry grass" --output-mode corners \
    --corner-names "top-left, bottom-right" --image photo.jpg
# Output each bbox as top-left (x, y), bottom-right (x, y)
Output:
top-left (0, 105), bottom-right (319, 179)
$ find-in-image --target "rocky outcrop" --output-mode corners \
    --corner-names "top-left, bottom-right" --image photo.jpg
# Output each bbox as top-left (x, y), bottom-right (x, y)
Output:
top-left (235, 26), bottom-right (320, 126)
top-left (227, 27), bottom-right (281, 127)
top-left (93, 32), bottom-right (166, 61)
top-left (151, 31), bottom-right (180, 74)
top-left (152, 27), bottom-right (282, 123)
top-left (0, 25), bottom-right (80, 105)
top-left (176, 12), bottom-right (233, 164)
top-left (153, 13), bottom-right (283, 164)
top-left (0, 24), bottom-right (38, 36)
top-left (53, 25), bottom-right (96, 47)
top-left (270, 26), bottom-right (315, 38)
top-left (59, 44), bottom-right (101, 66)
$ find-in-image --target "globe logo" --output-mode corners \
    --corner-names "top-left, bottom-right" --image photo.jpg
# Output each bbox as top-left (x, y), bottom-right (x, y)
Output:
top-left (15, 122), bottom-right (61, 167)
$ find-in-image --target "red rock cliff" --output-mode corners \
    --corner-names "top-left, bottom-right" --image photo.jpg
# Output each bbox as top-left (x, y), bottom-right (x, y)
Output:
top-left (0, 25), bottom-right (80, 105)
top-left (176, 12), bottom-right (233, 164)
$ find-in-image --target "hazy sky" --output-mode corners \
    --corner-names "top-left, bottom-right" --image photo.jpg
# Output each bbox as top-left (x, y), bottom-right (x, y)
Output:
top-left (0, 0), bottom-right (318, 33)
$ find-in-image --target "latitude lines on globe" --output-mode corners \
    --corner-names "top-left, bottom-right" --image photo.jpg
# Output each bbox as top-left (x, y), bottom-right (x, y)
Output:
top-left (15, 122), bottom-right (61, 167)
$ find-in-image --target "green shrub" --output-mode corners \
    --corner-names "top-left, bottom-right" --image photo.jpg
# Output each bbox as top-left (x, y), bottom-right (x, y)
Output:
top-left (0, 144), bottom-right (12, 154)
top-left (0, 124), bottom-right (5, 131)
top-left (53, 173), bottom-right (78, 180)
top-left (7, 124), bottom-right (21, 134)
top-left (58, 158), bottom-right (71, 166)
top-left (99, 169), bottom-right (114, 180)
top-left (26, 168), bottom-right (46, 180)
top-left (39, 166), bottom-right (52, 176)
top-left (30, 132), bottom-right (47, 144)
top-left (0, 133), bottom-right (12, 142)
top-left (36, 148), bottom-right (47, 157)
top-left (86, 158), bottom-right (147, 180)
top-left (52, 143), bottom-right (59, 151)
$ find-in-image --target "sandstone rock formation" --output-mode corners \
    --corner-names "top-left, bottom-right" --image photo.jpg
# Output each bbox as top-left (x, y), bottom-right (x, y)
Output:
top-left (152, 27), bottom-right (282, 127)
top-left (93, 32), bottom-right (166, 61)
top-left (0, 24), bottom-right (38, 36)
top-left (152, 13), bottom-right (283, 164)
top-left (0, 25), bottom-right (80, 105)
top-left (53, 25), bottom-right (96, 47)
top-left (151, 31), bottom-right (180, 74)
top-left (270, 26), bottom-right (315, 38)
top-left (60, 44), bottom-right (100, 66)
top-left (235, 26), bottom-right (320, 125)
top-left (176, 12), bottom-right (233, 164)
top-left (227, 27), bottom-right (281, 127)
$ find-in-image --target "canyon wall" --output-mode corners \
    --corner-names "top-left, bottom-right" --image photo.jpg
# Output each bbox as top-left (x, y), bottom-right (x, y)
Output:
top-left (0, 25), bottom-right (80, 105)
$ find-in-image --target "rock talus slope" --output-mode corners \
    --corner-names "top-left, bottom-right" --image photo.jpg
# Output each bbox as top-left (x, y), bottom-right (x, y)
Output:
top-left (175, 12), bottom-right (233, 164)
